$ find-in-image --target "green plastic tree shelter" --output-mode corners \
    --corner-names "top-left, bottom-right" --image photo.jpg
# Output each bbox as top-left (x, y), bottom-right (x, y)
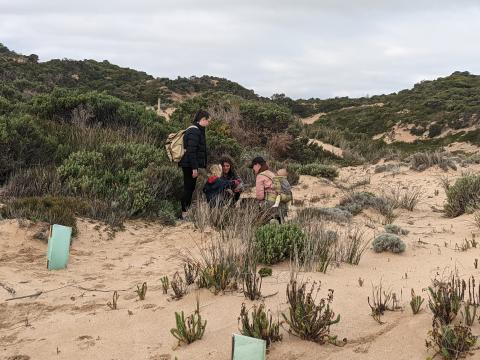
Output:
top-left (231, 334), bottom-right (266, 360)
top-left (47, 224), bottom-right (72, 270)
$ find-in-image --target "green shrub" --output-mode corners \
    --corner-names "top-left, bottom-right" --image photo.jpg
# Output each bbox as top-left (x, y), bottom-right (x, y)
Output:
top-left (444, 174), bottom-right (480, 217)
top-left (426, 322), bottom-right (477, 360)
top-left (339, 192), bottom-right (392, 217)
top-left (299, 163), bottom-right (339, 180)
top-left (58, 143), bottom-right (180, 216)
top-left (258, 267), bottom-right (272, 277)
top-left (207, 131), bottom-right (243, 164)
top-left (287, 138), bottom-right (341, 164)
top-left (372, 233), bottom-right (406, 253)
top-left (0, 196), bottom-right (81, 235)
top-left (384, 224), bottom-right (409, 235)
top-left (255, 223), bottom-right (306, 265)
top-left (0, 114), bottom-right (59, 183)
top-left (296, 207), bottom-right (353, 223)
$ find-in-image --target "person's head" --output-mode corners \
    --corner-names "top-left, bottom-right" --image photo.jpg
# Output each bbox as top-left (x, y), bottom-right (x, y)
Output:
top-left (193, 109), bottom-right (210, 127)
top-left (208, 164), bottom-right (222, 178)
top-left (250, 156), bottom-right (268, 175)
top-left (220, 156), bottom-right (235, 176)
top-left (277, 168), bottom-right (288, 177)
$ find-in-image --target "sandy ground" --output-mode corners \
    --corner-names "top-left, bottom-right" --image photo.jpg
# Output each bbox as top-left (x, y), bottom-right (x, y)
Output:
top-left (301, 113), bottom-right (326, 125)
top-left (2, 162), bottom-right (480, 360)
top-left (308, 139), bottom-right (343, 158)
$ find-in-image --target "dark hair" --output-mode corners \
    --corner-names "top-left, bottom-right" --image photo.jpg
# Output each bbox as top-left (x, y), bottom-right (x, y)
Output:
top-left (193, 109), bottom-right (210, 124)
top-left (258, 162), bottom-right (269, 173)
top-left (220, 155), bottom-right (236, 176)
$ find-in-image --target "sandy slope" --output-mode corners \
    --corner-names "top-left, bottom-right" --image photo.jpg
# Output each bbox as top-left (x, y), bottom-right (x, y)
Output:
top-left (2, 163), bottom-right (480, 360)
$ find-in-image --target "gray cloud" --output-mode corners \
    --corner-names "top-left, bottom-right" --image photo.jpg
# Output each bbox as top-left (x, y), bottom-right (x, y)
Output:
top-left (1, 1), bottom-right (479, 98)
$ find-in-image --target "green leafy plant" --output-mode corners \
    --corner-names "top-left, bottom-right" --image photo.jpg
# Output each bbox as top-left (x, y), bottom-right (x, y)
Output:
top-left (282, 280), bottom-right (341, 344)
top-left (426, 321), bottom-right (477, 360)
top-left (428, 278), bottom-right (464, 325)
top-left (160, 276), bottom-right (169, 294)
top-left (258, 267), bottom-right (272, 277)
top-left (170, 299), bottom-right (207, 345)
top-left (135, 282), bottom-right (147, 300)
top-left (107, 291), bottom-right (119, 310)
top-left (410, 289), bottom-right (425, 314)
top-left (255, 223), bottom-right (306, 265)
top-left (238, 303), bottom-right (282, 348)
top-left (372, 233), bottom-right (406, 254)
top-left (460, 301), bottom-right (477, 327)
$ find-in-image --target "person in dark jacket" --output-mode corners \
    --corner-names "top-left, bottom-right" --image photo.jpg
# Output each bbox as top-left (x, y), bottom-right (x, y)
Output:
top-left (203, 164), bottom-right (239, 207)
top-left (179, 109), bottom-right (210, 219)
top-left (220, 156), bottom-right (243, 205)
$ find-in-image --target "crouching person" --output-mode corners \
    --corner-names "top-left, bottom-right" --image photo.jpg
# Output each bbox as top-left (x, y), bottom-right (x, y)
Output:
top-left (250, 157), bottom-right (292, 224)
top-left (203, 164), bottom-right (240, 208)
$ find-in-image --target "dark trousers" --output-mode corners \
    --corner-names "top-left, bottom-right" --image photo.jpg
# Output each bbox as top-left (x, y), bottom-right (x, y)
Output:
top-left (181, 167), bottom-right (197, 212)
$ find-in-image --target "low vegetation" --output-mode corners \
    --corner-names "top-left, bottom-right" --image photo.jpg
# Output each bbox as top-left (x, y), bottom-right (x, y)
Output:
top-left (444, 174), bottom-right (480, 217)
top-left (171, 299), bottom-right (207, 346)
top-left (372, 233), bottom-right (406, 254)
top-left (238, 303), bottom-right (282, 348)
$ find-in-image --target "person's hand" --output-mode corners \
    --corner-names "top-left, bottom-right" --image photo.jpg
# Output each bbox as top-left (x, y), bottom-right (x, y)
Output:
top-left (192, 169), bottom-right (198, 178)
top-left (226, 189), bottom-right (234, 195)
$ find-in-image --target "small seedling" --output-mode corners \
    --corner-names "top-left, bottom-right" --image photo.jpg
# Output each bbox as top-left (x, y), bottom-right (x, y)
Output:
top-left (258, 267), bottom-right (273, 277)
top-left (161, 276), bottom-right (169, 294)
top-left (243, 259), bottom-right (262, 301)
top-left (107, 291), bottom-right (119, 310)
top-left (368, 282), bottom-right (398, 324)
top-left (170, 298), bottom-right (207, 345)
top-left (410, 289), bottom-right (424, 314)
top-left (475, 259), bottom-right (478, 270)
top-left (184, 262), bottom-right (199, 285)
top-left (358, 278), bottom-right (364, 287)
top-left (135, 282), bottom-right (147, 300)
top-left (171, 272), bottom-right (188, 300)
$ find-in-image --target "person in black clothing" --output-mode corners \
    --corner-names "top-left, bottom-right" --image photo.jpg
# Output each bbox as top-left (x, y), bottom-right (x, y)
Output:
top-left (179, 109), bottom-right (210, 219)
top-left (220, 156), bottom-right (243, 205)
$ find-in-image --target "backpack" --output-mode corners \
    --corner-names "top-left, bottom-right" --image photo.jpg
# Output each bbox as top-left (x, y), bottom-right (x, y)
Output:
top-left (260, 171), bottom-right (293, 204)
top-left (165, 126), bottom-right (197, 163)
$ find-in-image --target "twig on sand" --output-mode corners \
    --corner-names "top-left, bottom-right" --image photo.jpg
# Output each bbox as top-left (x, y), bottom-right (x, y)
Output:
top-left (5, 282), bottom-right (133, 302)
top-left (0, 282), bottom-right (16, 295)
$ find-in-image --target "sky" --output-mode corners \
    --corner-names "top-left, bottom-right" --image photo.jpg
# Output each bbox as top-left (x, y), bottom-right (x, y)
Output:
top-left (1, 0), bottom-right (480, 99)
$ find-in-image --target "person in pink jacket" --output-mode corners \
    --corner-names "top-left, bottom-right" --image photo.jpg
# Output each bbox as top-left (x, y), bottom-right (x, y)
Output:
top-left (250, 156), bottom-right (287, 223)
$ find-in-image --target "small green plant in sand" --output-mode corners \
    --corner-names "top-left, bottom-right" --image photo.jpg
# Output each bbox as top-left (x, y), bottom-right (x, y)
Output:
top-left (258, 267), bottom-right (272, 277)
top-left (282, 280), bottom-right (342, 344)
top-left (238, 303), bottom-right (282, 348)
top-left (184, 262), bottom-right (199, 286)
top-left (135, 282), bottom-right (147, 300)
top-left (384, 224), bottom-right (409, 236)
top-left (255, 223), bottom-right (305, 265)
top-left (171, 272), bottom-right (188, 300)
top-left (368, 282), bottom-right (400, 324)
top-left (160, 276), bottom-right (169, 294)
top-left (242, 258), bottom-right (262, 301)
top-left (427, 278), bottom-right (464, 325)
top-left (410, 289), bottom-right (425, 314)
top-left (171, 299), bottom-right (207, 346)
top-left (107, 291), bottom-right (119, 310)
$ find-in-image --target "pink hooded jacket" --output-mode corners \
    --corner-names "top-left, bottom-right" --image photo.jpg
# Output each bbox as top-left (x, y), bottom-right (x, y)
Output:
top-left (255, 170), bottom-right (276, 201)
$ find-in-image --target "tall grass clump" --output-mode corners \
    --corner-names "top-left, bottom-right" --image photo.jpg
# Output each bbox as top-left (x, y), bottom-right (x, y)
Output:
top-left (238, 303), bottom-right (282, 348)
top-left (408, 151), bottom-right (456, 172)
top-left (335, 227), bottom-right (369, 265)
top-left (382, 184), bottom-right (423, 211)
top-left (297, 163), bottom-right (339, 180)
top-left (444, 174), bottom-right (480, 217)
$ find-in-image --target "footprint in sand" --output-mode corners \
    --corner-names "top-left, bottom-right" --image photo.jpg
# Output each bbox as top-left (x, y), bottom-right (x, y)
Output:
top-left (76, 335), bottom-right (96, 350)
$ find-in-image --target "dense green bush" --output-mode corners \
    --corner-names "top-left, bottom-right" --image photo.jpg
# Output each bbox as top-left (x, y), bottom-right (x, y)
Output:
top-left (287, 138), bottom-right (340, 164)
top-left (298, 163), bottom-right (339, 180)
top-left (58, 143), bottom-right (181, 215)
top-left (339, 192), bottom-right (393, 217)
top-left (444, 174), bottom-right (480, 217)
top-left (372, 233), bottom-right (406, 253)
top-left (0, 114), bottom-right (59, 183)
top-left (255, 223), bottom-right (306, 265)
top-left (384, 224), bottom-right (409, 235)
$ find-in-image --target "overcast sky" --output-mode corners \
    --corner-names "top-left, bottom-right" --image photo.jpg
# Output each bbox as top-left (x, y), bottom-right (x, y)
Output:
top-left (1, 0), bottom-right (479, 99)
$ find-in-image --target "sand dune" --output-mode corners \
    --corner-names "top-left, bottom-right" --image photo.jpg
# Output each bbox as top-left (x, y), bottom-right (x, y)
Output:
top-left (2, 162), bottom-right (480, 360)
